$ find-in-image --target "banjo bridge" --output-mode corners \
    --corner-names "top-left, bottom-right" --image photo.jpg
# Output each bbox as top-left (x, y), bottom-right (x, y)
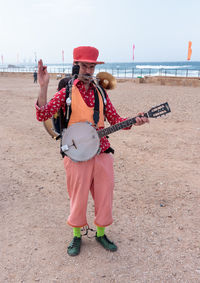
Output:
top-left (72, 139), bottom-right (77, 149)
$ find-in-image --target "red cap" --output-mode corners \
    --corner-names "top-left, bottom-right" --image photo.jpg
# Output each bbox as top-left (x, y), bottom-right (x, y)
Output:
top-left (73, 46), bottom-right (104, 64)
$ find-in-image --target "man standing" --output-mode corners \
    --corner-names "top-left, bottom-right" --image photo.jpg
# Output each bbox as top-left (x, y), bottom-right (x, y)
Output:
top-left (35, 46), bottom-right (149, 256)
top-left (33, 70), bottom-right (37, 83)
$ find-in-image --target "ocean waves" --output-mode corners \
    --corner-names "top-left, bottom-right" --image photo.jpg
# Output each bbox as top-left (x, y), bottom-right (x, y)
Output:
top-left (1, 61), bottom-right (200, 78)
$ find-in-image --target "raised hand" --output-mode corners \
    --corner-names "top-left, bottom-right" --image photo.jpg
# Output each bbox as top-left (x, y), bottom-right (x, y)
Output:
top-left (37, 59), bottom-right (49, 107)
top-left (38, 59), bottom-right (49, 88)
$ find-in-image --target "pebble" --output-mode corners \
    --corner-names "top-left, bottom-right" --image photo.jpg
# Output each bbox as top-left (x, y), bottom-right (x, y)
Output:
top-left (38, 186), bottom-right (44, 190)
top-left (160, 203), bottom-right (166, 207)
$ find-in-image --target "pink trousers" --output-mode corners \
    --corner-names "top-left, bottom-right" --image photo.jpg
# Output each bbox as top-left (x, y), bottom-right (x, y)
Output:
top-left (63, 153), bottom-right (114, 227)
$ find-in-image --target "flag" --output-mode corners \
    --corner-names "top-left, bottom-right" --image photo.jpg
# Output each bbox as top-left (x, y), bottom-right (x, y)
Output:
top-left (187, 41), bottom-right (192, 61)
top-left (1, 55), bottom-right (3, 65)
top-left (62, 50), bottom-right (64, 62)
top-left (133, 44), bottom-right (135, 61)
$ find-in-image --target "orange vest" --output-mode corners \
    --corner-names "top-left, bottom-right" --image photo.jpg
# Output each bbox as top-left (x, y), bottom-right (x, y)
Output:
top-left (68, 85), bottom-right (105, 128)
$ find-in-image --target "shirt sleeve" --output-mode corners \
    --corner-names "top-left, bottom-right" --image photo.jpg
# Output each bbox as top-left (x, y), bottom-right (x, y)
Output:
top-left (35, 88), bottom-right (66, 121)
top-left (105, 93), bottom-right (132, 129)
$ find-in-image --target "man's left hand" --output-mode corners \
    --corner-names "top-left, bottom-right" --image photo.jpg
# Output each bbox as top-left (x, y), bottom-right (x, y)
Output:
top-left (135, 112), bottom-right (149, 126)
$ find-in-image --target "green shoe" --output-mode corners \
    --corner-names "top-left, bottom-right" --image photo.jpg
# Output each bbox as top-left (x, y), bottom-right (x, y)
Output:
top-left (67, 236), bottom-right (82, 256)
top-left (95, 234), bottom-right (117, 252)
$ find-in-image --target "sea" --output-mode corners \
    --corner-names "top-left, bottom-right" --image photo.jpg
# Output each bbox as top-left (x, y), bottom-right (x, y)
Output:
top-left (1, 61), bottom-right (200, 78)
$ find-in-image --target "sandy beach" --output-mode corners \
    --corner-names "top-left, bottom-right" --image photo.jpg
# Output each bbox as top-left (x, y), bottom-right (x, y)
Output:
top-left (0, 74), bottom-right (200, 282)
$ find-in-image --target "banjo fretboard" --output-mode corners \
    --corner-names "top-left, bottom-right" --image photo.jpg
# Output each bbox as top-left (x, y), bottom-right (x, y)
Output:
top-left (97, 116), bottom-right (139, 139)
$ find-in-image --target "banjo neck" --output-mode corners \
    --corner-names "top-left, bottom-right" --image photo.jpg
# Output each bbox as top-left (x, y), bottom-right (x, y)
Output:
top-left (97, 114), bottom-right (148, 139)
top-left (97, 102), bottom-right (171, 139)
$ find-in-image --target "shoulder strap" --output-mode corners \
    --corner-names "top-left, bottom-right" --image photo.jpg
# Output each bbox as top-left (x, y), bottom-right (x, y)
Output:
top-left (94, 84), bottom-right (107, 117)
top-left (58, 82), bottom-right (71, 134)
top-left (93, 88), bottom-right (100, 127)
top-left (59, 82), bottom-right (71, 157)
top-left (64, 82), bottom-right (72, 127)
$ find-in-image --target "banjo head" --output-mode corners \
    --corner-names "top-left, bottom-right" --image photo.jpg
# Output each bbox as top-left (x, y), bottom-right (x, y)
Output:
top-left (61, 122), bottom-right (100, 162)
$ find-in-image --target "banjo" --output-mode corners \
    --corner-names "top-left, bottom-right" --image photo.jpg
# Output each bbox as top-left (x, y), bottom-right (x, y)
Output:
top-left (61, 102), bottom-right (171, 162)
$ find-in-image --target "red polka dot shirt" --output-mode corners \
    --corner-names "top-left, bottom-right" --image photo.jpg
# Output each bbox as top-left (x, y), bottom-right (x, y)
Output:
top-left (35, 80), bottom-right (130, 153)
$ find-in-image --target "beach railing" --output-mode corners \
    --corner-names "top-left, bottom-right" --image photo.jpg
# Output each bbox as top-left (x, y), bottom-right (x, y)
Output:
top-left (0, 66), bottom-right (200, 78)
top-left (95, 67), bottom-right (200, 78)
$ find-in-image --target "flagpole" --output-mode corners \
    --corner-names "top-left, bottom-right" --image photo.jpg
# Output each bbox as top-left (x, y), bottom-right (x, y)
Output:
top-left (62, 50), bottom-right (64, 73)
top-left (34, 52), bottom-right (37, 67)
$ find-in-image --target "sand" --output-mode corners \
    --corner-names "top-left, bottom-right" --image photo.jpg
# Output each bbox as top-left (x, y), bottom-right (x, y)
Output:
top-left (0, 75), bottom-right (200, 282)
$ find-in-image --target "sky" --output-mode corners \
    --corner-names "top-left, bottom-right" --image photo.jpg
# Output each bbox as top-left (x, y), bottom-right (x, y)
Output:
top-left (0, 0), bottom-right (200, 64)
